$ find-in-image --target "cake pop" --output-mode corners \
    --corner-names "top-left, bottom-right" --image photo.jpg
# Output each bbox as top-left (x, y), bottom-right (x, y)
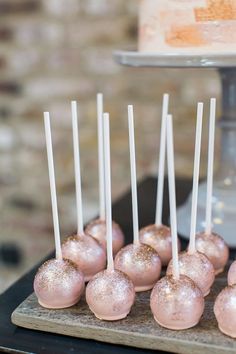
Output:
top-left (86, 113), bottom-right (135, 320)
top-left (167, 103), bottom-right (215, 296)
top-left (227, 261), bottom-right (236, 286)
top-left (151, 114), bottom-right (204, 330)
top-left (85, 93), bottom-right (124, 254)
top-left (214, 284), bottom-right (236, 338)
top-left (34, 112), bottom-right (84, 309)
top-left (195, 98), bottom-right (229, 275)
top-left (139, 93), bottom-right (180, 265)
top-left (114, 105), bottom-right (161, 292)
top-left (61, 101), bottom-right (106, 282)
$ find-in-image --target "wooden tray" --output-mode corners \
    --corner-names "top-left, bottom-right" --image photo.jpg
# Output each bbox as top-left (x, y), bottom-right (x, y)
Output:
top-left (11, 267), bottom-right (236, 354)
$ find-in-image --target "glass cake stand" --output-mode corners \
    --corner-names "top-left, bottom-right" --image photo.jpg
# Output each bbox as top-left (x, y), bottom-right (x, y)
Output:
top-left (114, 50), bottom-right (236, 247)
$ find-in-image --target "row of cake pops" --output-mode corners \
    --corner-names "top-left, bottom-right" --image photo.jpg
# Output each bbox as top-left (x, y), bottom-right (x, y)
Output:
top-left (33, 94), bottom-right (236, 336)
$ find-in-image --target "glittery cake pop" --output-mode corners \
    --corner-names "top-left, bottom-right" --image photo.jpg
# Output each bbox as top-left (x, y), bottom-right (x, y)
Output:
top-left (86, 113), bottom-right (135, 320)
top-left (167, 103), bottom-right (215, 296)
top-left (34, 112), bottom-right (84, 309)
top-left (151, 114), bottom-right (204, 330)
top-left (139, 94), bottom-right (180, 265)
top-left (227, 261), bottom-right (236, 286)
top-left (114, 105), bottom-right (161, 292)
top-left (85, 93), bottom-right (124, 254)
top-left (61, 101), bottom-right (106, 282)
top-left (195, 99), bottom-right (229, 275)
top-left (195, 232), bottom-right (229, 275)
top-left (214, 284), bottom-right (236, 338)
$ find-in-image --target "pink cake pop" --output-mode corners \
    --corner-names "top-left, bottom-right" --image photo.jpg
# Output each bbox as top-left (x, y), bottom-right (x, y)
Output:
top-left (85, 93), bottom-right (124, 254)
top-left (167, 103), bottom-right (215, 296)
top-left (34, 112), bottom-right (84, 309)
top-left (227, 261), bottom-right (236, 286)
top-left (214, 284), bottom-right (236, 338)
top-left (151, 114), bottom-right (204, 330)
top-left (195, 98), bottom-right (229, 275)
top-left (139, 94), bottom-right (180, 265)
top-left (61, 101), bottom-right (106, 282)
top-left (114, 105), bottom-right (161, 292)
top-left (86, 113), bottom-right (135, 320)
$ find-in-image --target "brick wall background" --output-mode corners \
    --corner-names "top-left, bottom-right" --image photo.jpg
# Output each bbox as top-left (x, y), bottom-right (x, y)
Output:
top-left (0, 0), bottom-right (221, 292)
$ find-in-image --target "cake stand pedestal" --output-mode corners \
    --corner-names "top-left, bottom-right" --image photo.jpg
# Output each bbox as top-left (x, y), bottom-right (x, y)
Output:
top-left (114, 51), bottom-right (236, 247)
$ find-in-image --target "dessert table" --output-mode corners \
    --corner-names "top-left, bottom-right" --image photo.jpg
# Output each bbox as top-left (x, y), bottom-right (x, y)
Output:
top-left (0, 176), bottom-right (235, 354)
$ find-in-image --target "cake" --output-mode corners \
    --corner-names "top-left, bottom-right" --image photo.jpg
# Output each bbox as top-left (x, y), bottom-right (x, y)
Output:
top-left (139, 0), bottom-right (236, 53)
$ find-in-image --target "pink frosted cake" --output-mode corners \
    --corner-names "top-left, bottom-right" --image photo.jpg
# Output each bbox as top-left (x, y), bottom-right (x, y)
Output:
top-left (139, 0), bottom-right (236, 53)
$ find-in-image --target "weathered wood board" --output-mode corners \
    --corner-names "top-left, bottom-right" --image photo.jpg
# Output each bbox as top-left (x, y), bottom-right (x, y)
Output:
top-left (11, 269), bottom-right (236, 354)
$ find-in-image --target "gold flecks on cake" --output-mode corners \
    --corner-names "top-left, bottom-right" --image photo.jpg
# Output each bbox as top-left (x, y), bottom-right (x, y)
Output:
top-left (166, 25), bottom-right (207, 47)
top-left (195, 0), bottom-right (236, 22)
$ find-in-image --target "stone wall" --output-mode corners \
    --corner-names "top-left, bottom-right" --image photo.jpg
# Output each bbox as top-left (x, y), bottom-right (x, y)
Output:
top-left (0, 0), bottom-right (220, 291)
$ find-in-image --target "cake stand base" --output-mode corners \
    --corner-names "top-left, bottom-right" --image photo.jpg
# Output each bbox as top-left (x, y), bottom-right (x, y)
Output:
top-left (178, 68), bottom-right (236, 248)
top-left (177, 181), bottom-right (236, 247)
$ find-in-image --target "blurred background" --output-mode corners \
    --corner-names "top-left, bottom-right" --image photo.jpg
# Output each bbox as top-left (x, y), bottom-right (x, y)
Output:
top-left (0, 0), bottom-right (221, 293)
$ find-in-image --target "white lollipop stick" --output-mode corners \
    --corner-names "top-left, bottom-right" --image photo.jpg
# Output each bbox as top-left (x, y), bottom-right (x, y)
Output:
top-left (128, 105), bottom-right (139, 246)
top-left (97, 93), bottom-right (105, 220)
top-left (166, 114), bottom-right (179, 280)
top-left (188, 103), bottom-right (204, 254)
top-left (155, 93), bottom-right (169, 226)
top-left (103, 113), bottom-right (114, 271)
top-left (205, 98), bottom-right (216, 235)
top-left (44, 112), bottom-right (62, 260)
top-left (71, 101), bottom-right (84, 235)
